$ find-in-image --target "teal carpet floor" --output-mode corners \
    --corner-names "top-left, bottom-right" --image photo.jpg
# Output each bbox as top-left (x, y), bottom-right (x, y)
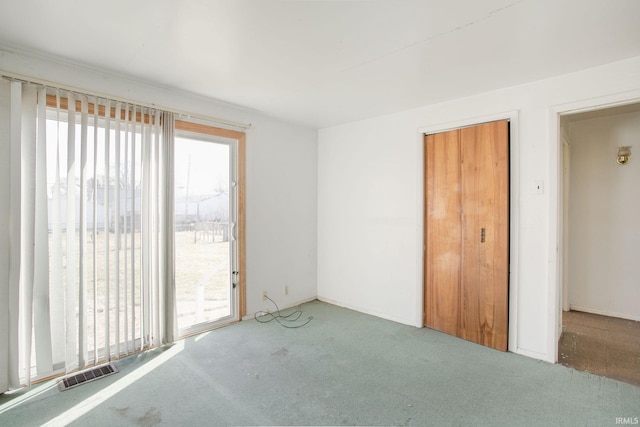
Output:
top-left (1, 300), bottom-right (638, 426)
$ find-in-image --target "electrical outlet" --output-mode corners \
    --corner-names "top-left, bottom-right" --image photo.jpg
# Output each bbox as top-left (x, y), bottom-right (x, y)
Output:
top-left (284, 285), bottom-right (289, 296)
top-left (262, 291), bottom-right (268, 301)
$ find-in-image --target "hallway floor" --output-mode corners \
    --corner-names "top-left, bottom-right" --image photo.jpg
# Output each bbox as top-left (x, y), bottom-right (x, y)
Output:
top-left (559, 310), bottom-right (640, 386)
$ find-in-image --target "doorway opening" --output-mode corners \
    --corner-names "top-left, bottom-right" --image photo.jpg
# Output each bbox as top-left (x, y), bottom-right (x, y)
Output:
top-left (558, 103), bottom-right (640, 385)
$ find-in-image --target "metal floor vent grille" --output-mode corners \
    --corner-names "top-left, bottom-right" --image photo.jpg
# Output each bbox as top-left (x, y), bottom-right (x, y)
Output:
top-left (58, 363), bottom-right (119, 391)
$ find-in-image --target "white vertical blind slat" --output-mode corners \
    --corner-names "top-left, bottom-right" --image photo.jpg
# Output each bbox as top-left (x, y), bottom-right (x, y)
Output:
top-left (114, 103), bottom-right (121, 359)
top-left (162, 112), bottom-right (176, 345)
top-left (34, 86), bottom-right (53, 375)
top-left (103, 100), bottom-right (111, 360)
top-left (141, 111), bottom-right (150, 348)
top-left (8, 82), bottom-right (23, 388)
top-left (65, 93), bottom-right (78, 373)
top-left (123, 105), bottom-right (130, 354)
top-left (19, 86), bottom-right (38, 386)
top-left (92, 99), bottom-right (99, 364)
top-left (130, 105), bottom-right (137, 352)
top-left (152, 111), bottom-right (161, 347)
top-left (50, 92), bottom-right (65, 369)
top-left (0, 80), bottom-right (10, 392)
top-left (78, 97), bottom-right (89, 369)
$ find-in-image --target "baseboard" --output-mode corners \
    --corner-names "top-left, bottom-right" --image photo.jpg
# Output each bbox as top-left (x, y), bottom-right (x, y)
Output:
top-left (514, 347), bottom-right (553, 363)
top-left (316, 296), bottom-right (421, 327)
top-left (242, 296), bottom-right (317, 321)
top-left (568, 304), bottom-right (640, 322)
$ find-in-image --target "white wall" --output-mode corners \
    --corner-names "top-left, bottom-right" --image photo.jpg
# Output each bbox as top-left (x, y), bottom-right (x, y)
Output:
top-left (567, 112), bottom-right (640, 321)
top-left (318, 55), bottom-right (640, 362)
top-left (245, 117), bottom-right (318, 312)
top-left (0, 49), bottom-right (318, 319)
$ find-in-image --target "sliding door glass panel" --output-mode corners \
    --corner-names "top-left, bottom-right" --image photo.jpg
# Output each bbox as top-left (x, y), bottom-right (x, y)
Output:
top-left (174, 134), bottom-right (236, 335)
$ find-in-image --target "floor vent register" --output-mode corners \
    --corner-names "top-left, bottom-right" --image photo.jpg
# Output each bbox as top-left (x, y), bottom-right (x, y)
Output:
top-left (58, 362), bottom-right (119, 391)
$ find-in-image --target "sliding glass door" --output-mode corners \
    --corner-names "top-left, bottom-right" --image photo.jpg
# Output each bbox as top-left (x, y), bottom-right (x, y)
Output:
top-left (3, 82), bottom-right (246, 389)
top-left (174, 132), bottom-right (239, 336)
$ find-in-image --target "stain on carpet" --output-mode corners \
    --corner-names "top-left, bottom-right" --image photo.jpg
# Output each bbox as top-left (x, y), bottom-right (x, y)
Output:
top-left (112, 406), bottom-right (162, 426)
top-left (271, 347), bottom-right (289, 357)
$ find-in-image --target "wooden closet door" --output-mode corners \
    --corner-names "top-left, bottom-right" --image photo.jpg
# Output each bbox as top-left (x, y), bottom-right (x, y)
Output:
top-left (424, 120), bottom-right (509, 352)
top-left (459, 121), bottom-right (509, 351)
top-left (424, 129), bottom-right (461, 337)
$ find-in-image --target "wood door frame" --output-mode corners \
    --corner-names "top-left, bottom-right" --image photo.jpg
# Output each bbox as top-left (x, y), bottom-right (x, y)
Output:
top-left (418, 111), bottom-right (520, 353)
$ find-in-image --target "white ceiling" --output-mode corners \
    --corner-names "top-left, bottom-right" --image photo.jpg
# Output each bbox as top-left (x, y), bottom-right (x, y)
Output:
top-left (0, 0), bottom-right (639, 128)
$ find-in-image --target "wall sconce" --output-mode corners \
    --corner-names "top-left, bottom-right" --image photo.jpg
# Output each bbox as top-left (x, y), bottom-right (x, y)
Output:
top-left (617, 146), bottom-right (631, 165)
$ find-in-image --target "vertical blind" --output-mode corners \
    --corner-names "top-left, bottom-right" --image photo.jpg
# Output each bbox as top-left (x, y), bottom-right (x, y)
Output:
top-left (1, 80), bottom-right (176, 391)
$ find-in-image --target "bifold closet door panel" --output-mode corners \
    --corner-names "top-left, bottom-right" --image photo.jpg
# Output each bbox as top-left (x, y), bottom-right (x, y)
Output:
top-left (459, 121), bottom-right (509, 351)
top-left (424, 129), bottom-right (461, 337)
